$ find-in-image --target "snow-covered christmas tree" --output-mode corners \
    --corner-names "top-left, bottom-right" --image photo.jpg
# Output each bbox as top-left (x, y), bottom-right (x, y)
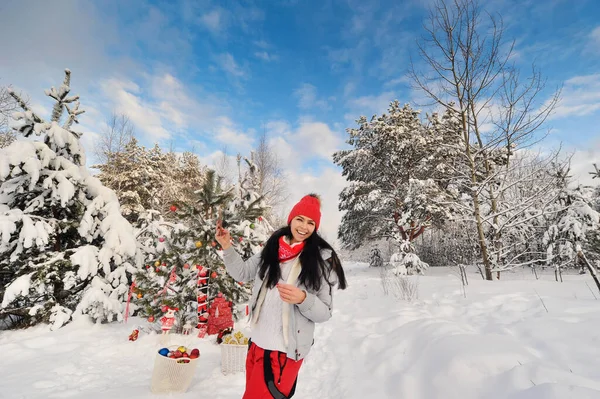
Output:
top-left (132, 165), bottom-right (269, 335)
top-left (0, 70), bottom-right (139, 330)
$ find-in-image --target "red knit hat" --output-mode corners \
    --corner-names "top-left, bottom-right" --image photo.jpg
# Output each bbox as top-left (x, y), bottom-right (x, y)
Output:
top-left (287, 194), bottom-right (322, 230)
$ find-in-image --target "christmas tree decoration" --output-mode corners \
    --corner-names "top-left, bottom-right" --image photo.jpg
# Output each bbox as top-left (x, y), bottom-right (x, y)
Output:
top-left (155, 261), bottom-right (161, 267)
top-left (250, 223), bottom-right (255, 229)
top-left (183, 263), bottom-right (190, 269)
top-left (159, 237), bottom-right (165, 242)
top-left (137, 293), bottom-right (143, 299)
top-left (222, 330), bottom-right (249, 345)
top-left (217, 327), bottom-right (233, 344)
top-left (148, 315), bottom-right (155, 322)
top-left (170, 205), bottom-right (177, 212)
top-left (211, 272), bottom-right (218, 279)
top-left (129, 329), bottom-right (140, 341)
top-left (182, 321), bottom-right (193, 335)
top-left (207, 295), bottom-right (234, 335)
top-left (160, 306), bottom-right (178, 334)
top-left (195, 241), bottom-right (203, 248)
top-left (158, 348), bottom-right (170, 356)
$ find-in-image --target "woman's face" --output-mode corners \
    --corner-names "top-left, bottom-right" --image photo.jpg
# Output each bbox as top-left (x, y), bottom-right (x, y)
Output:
top-left (289, 215), bottom-right (316, 244)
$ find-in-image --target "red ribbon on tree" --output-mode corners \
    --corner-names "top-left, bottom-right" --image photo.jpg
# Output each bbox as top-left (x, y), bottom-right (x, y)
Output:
top-left (124, 280), bottom-right (136, 323)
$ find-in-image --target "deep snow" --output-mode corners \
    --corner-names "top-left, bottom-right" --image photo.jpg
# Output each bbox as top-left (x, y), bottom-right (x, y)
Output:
top-left (1, 263), bottom-right (600, 399)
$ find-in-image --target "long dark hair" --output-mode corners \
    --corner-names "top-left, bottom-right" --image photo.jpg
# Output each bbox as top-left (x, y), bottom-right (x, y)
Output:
top-left (258, 226), bottom-right (348, 292)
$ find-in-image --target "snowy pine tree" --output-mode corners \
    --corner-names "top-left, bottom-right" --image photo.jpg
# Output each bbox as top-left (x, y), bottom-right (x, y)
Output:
top-left (0, 70), bottom-right (139, 329)
top-left (333, 102), bottom-right (461, 274)
top-left (94, 138), bottom-right (163, 224)
top-left (543, 165), bottom-right (600, 276)
top-left (95, 140), bottom-right (206, 226)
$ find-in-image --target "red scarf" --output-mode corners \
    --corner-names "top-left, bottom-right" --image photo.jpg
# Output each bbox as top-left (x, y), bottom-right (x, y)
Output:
top-left (278, 236), bottom-right (304, 262)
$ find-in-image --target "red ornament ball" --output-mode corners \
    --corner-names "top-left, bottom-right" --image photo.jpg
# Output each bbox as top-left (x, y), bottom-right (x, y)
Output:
top-left (155, 268), bottom-right (160, 272)
top-left (238, 237), bottom-right (243, 242)
top-left (161, 305), bottom-right (168, 313)
top-left (162, 262), bottom-right (167, 266)
top-left (211, 241), bottom-right (217, 247)
top-left (183, 263), bottom-right (190, 269)
top-left (148, 316), bottom-right (155, 322)
top-left (159, 237), bottom-right (165, 242)
top-left (217, 292), bottom-right (223, 298)
top-left (170, 205), bottom-right (177, 212)
top-left (146, 265), bottom-right (150, 269)
top-left (211, 272), bottom-right (218, 279)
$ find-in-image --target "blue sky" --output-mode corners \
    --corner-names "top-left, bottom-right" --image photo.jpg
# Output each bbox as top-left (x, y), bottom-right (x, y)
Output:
top-left (1, 0), bottom-right (599, 240)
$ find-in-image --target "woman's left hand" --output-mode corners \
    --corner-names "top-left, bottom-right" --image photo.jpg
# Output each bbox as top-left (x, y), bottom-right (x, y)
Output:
top-left (276, 283), bottom-right (307, 304)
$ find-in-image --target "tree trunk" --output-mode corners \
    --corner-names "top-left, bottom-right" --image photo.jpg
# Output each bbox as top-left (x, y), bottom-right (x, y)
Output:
top-left (578, 251), bottom-right (600, 294)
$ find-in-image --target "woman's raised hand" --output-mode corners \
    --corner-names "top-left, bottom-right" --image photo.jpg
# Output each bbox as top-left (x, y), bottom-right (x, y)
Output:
top-left (215, 220), bottom-right (232, 250)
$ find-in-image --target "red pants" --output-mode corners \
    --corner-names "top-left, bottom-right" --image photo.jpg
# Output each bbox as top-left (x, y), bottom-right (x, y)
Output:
top-left (243, 343), bottom-right (303, 399)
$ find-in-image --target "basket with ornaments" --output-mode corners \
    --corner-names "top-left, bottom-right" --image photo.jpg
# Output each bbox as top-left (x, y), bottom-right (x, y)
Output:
top-left (220, 330), bottom-right (249, 374)
top-left (150, 345), bottom-right (200, 394)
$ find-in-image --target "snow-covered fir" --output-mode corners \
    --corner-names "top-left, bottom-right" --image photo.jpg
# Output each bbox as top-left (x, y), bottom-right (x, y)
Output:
top-left (0, 70), bottom-right (139, 330)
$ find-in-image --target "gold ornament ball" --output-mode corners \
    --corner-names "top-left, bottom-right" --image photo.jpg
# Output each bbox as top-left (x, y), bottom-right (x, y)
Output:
top-left (195, 241), bottom-right (203, 248)
top-left (154, 261), bottom-right (160, 267)
top-left (137, 293), bottom-right (142, 299)
top-left (178, 346), bottom-right (187, 353)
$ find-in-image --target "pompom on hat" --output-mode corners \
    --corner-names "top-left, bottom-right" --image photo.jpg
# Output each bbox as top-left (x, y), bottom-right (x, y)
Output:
top-left (287, 194), bottom-right (322, 231)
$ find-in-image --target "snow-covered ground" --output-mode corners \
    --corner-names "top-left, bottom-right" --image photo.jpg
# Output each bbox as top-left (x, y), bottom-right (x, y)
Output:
top-left (2, 262), bottom-right (600, 398)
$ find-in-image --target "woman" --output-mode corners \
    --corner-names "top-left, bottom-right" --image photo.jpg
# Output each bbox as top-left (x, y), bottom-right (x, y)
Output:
top-left (216, 194), bottom-right (347, 398)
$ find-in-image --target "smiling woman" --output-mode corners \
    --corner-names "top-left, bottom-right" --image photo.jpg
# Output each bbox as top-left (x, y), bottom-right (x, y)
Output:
top-left (215, 193), bottom-right (347, 398)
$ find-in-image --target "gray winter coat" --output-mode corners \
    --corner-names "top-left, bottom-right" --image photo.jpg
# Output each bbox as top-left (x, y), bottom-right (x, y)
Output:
top-left (222, 246), bottom-right (336, 361)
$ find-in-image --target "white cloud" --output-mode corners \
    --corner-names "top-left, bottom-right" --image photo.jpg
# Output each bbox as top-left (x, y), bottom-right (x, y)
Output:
top-left (293, 84), bottom-right (330, 110)
top-left (384, 75), bottom-right (410, 88)
top-left (585, 26), bottom-right (600, 54)
top-left (212, 117), bottom-right (255, 152)
top-left (343, 82), bottom-right (356, 97)
top-left (266, 119), bottom-right (343, 167)
top-left (255, 51), bottom-right (279, 62)
top-left (346, 91), bottom-right (395, 121)
top-left (199, 8), bottom-right (227, 35)
top-left (253, 40), bottom-right (270, 49)
top-left (215, 53), bottom-right (247, 78)
top-left (568, 142), bottom-right (600, 187)
top-left (550, 74), bottom-right (600, 119)
top-left (100, 78), bottom-right (171, 142)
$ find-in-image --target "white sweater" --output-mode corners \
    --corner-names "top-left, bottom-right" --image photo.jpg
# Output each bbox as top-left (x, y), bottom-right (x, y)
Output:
top-left (250, 257), bottom-right (296, 353)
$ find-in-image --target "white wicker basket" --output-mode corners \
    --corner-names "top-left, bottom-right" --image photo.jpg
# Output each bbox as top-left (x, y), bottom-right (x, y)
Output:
top-left (150, 346), bottom-right (199, 393)
top-left (221, 344), bottom-right (247, 374)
